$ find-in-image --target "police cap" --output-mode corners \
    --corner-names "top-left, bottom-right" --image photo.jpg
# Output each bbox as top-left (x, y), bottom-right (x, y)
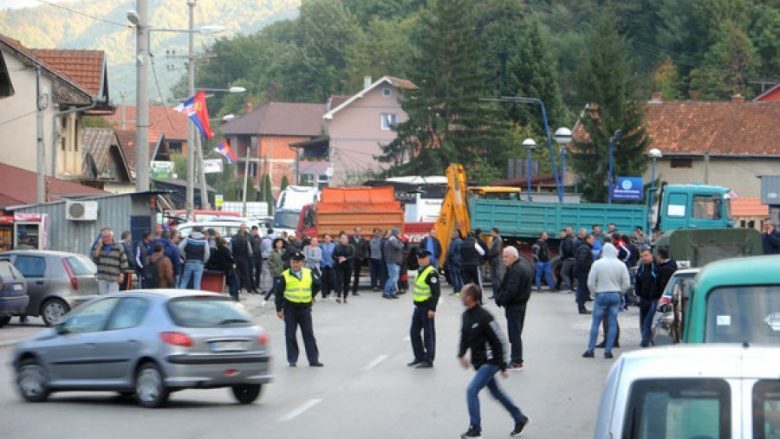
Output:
top-left (417, 249), bottom-right (432, 258)
top-left (290, 251), bottom-right (306, 261)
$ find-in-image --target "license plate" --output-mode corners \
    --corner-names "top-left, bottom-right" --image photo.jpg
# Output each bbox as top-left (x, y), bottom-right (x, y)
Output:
top-left (210, 341), bottom-right (246, 352)
top-left (12, 284), bottom-right (23, 291)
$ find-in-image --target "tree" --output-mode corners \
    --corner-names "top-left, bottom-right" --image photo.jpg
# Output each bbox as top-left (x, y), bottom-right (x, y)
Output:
top-left (748, 4), bottom-right (780, 80)
top-left (379, 0), bottom-right (506, 182)
top-left (690, 21), bottom-right (758, 98)
top-left (650, 58), bottom-right (683, 100)
top-left (571, 14), bottom-right (651, 202)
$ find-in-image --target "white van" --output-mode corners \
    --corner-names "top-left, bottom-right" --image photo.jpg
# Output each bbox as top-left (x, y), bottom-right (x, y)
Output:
top-left (594, 345), bottom-right (780, 438)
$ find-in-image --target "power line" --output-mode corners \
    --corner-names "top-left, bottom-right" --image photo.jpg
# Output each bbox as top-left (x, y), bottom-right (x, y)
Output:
top-left (149, 53), bottom-right (180, 135)
top-left (36, 0), bottom-right (132, 28)
top-left (0, 110), bottom-right (35, 128)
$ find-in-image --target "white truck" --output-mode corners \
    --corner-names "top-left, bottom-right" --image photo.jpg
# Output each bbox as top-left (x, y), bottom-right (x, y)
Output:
top-left (273, 185), bottom-right (320, 236)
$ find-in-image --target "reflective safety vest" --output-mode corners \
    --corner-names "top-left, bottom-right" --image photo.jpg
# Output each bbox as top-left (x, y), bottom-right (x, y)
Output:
top-left (414, 265), bottom-right (437, 303)
top-left (283, 268), bottom-right (313, 304)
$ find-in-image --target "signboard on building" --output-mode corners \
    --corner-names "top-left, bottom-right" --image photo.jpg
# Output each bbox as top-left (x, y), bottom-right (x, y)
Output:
top-left (612, 177), bottom-right (643, 201)
top-left (203, 159), bottom-right (224, 174)
top-left (150, 161), bottom-right (175, 179)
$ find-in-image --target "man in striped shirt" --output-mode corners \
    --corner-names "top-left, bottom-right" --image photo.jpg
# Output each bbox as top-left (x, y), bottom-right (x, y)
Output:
top-left (92, 228), bottom-right (129, 295)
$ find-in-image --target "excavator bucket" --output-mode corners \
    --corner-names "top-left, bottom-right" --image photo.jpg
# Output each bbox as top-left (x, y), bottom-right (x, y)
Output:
top-left (435, 164), bottom-right (471, 266)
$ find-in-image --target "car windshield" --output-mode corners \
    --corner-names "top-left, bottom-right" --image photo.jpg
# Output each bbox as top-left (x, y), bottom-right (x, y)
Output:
top-left (705, 285), bottom-right (780, 344)
top-left (273, 210), bottom-right (299, 229)
top-left (167, 296), bottom-right (253, 328)
top-left (66, 255), bottom-right (97, 275)
top-left (622, 378), bottom-right (730, 439)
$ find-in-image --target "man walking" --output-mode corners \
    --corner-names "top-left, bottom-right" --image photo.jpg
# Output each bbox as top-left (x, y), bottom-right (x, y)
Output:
top-left (532, 232), bottom-right (555, 291)
top-left (582, 243), bottom-right (630, 359)
top-left (178, 226), bottom-right (210, 290)
top-left (559, 227), bottom-right (576, 292)
top-left (487, 228), bottom-right (504, 299)
top-left (229, 224), bottom-right (253, 294)
top-left (495, 247), bottom-right (533, 370)
top-left (274, 251), bottom-right (323, 368)
top-left (383, 227), bottom-right (404, 299)
top-left (458, 283), bottom-right (531, 438)
top-left (419, 228), bottom-right (442, 269)
top-left (92, 228), bottom-right (129, 295)
top-left (369, 228), bottom-right (384, 290)
top-left (349, 227), bottom-right (369, 296)
top-left (408, 250), bottom-right (440, 369)
top-left (250, 226), bottom-right (263, 293)
top-left (574, 234), bottom-right (594, 314)
top-left (333, 233), bottom-right (354, 303)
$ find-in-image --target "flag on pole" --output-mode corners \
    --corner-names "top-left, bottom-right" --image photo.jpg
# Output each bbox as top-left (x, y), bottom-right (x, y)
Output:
top-left (175, 90), bottom-right (214, 139)
top-left (215, 140), bottom-right (238, 164)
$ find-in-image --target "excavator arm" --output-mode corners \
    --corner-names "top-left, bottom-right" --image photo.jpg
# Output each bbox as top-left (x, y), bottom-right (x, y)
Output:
top-left (435, 164), bottom-right (471, 266)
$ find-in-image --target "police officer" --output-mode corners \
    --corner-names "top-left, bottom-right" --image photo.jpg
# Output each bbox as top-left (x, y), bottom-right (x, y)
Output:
top-left (408, 249), bottom-right (440, 369)
top-left (275, 251), bottom-right (324, 368)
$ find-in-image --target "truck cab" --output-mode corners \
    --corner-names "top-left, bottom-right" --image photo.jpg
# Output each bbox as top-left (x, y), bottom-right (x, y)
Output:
top-left (653, 184), bottom-right (733, 231)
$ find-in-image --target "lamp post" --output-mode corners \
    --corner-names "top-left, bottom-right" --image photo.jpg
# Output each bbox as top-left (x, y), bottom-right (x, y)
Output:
top-left (607, 129), bottom-right (623, 204)
top-left (522, 138), bottom-right (537, 202)
top-left (647, 147), bottom-right (663, 234)
top-left (554, 127), bottom-right (572, 194)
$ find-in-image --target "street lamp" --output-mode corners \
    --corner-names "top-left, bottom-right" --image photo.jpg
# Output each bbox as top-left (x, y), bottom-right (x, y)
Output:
top-left (647, 147), bottom-right (663, 234)
top-left (522, 138), bottom-right (537, 202)
top-left (554, 127), bottom-right (572, 193)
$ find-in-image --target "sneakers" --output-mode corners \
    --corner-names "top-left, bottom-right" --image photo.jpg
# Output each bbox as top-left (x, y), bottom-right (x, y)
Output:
top-left (604, 352), bottom-right (614, 359)
top-left (511, 417), bottom-right (531, 437)
top-left (310, 362), bottom-right (324, 367)
top-left (336, 297), bottom-right (342, 304)
top-left (460, 427), bottom-right (481, 438)
top-left (415, 361), bottom-right (433, 369)
top-left (507, 362), bottom-right (524, 370)
top-left (582, 350), bottom-right (595, 358)
top-left (407, 359), bottom-right (422, 367)
top-left (578, 309), bottom-right (592, 315)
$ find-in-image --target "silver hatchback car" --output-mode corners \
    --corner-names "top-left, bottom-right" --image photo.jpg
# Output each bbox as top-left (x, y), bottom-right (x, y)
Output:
top-left (12, 290), bottom-right (272, 407)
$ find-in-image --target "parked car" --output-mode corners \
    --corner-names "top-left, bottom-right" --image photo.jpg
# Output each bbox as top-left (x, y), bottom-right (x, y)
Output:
top-left (594, 344), bottom-right (780, 438)
top-left (653, 268), bottom-right (700, 345)
top-left (176, 220), bottom-right (267, 240)
top-left (13, 290), bottom-right (272, 408)
top-left (1, 250), bottom-right (99, 326)
top-left (0, 256), bottom-right (28, 327)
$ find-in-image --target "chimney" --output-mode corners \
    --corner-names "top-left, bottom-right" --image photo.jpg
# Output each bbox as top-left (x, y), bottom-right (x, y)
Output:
top-left (649, 92), bottom-right (663, 104)
top-left (731, 94), bottom-right (745, 103)
top-left (363, 75), bottom-right (372, 89)
top-left (245, 101), bottom-right (254, 113)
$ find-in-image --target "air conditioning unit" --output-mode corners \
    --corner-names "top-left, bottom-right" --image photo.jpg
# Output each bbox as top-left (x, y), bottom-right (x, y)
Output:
top-left (66, 201), bottom-right (98, 221)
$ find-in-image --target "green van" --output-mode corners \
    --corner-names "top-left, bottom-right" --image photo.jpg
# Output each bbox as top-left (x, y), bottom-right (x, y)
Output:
top-left (683, 255), bottom-right (780, 344)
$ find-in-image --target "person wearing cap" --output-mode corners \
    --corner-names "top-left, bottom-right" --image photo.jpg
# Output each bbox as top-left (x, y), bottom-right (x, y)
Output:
top-left (408, 249), bottom-right (440, 368)
top-left (274, 250), bottom-right (324, 367)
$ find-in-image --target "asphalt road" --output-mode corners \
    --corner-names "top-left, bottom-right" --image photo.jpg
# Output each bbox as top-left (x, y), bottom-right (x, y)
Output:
top-left (0, 286), bottom-right (642, 439)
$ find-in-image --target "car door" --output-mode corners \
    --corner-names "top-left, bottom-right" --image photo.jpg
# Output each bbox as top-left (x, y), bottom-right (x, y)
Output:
top-left (94, 297), bottom-right (152, 381)
top-left (43, 297), bottom-right (119, 383)
top-left (11, 254), bottom-right (47, 315)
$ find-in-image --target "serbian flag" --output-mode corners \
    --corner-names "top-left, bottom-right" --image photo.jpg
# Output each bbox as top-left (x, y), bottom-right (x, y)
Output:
top-left (175, 90), bottom-right (214, 140)
top-left (215, 140), bottom-right (237, 164)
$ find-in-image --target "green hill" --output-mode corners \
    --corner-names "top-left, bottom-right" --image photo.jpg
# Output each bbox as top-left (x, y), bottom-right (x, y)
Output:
top-left (0, 0), bottom-right (300, 102)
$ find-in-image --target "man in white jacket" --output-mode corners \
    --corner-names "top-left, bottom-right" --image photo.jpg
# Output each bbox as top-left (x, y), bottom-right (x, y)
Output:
top-left (582, 243), bottom-right (630, 359)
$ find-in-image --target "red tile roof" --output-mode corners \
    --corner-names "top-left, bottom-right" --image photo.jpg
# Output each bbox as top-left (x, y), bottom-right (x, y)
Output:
top-left (115, 129), bottom-right (170, 172)
top-left (0, 162), bottom-right (105, 208)
top-left (731, 197), bottom-right (768, 217)
top-left (105, 106), bottom-right (189, 142)
top-left (754, 84), bottom-right (780, 102)
top-left (30, 49), bottom-right (105, 96)
top-left (221, 102), bottom-right (325, 136)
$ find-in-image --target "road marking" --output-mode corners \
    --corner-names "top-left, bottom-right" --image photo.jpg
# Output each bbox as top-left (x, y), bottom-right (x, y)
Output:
top-left (362, 354), bottom-right (389, 371)
top-left (280, 398), bottom-right (322, 422)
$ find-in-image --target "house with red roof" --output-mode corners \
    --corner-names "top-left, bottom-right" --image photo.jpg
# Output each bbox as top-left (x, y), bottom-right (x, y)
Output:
top-left (104, 105), bottom-right (189, 155)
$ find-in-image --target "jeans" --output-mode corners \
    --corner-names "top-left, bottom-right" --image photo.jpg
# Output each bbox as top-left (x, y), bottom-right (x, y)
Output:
top-left (369, 259), bottom-right (382, 289)
top-left (466, 364), bottom-right (526, 431)
top-left (97, 279), bottom-right (119, 295)
top-left (449, 264), bottom-right (463, 293)
top-left (560, 258), bottom-right (575, 290)
top-left (505, 304), bottom-right (526, 364)
top-left (588, 292), bottom-right (621, 353)
top-left (575, 272), bottom-right (590, 307)
top-left (227, 270), bottom-right (240, 301)
top-left (179, 261), bottom-right (205, 289)
top-left (410, 306), bottom-right (436, 363)
top-left (489, 260), bottom-right (503, 296)
top-left (639, 300), bottom-right (657, 347)
top-left (535, 261), bottom-right (555, 290)
top-left (384, 263), bottom-right (400, 296)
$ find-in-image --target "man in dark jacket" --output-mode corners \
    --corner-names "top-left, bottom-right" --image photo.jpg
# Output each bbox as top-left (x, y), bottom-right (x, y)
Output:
top-left (447, 231), bottom-right (464, 295)
top-left (349, 227), bottom-right (370, 296)
top-left (177, 226), bottom-right (211, 290)
top-left (135, 232), bottom-right (153, 288)
top-left (250, 226), bottom-right (263, 293)
top-left (532, 232), bottom-right (555, 291)
top-left (656, 246), bottom-right (677, 294)
top-left (575, 234), bottom-right (595, 314)
top-left (419, 228), bottom-right (443, 269)
top-left (408, 250), bottom-right (440, 369)
top-left (495, 247), bottom-right (533, 370)
top-left (635, 247), bottom-right (660, 347)
top-left (559, 227), bottom-right (576, 292)
top-left (763, 218), bottom-right (780, 255)
top-left (460, 232), bottom-right (484, 288)
top-left (383, 228), bottom-right (404, 299)
top-left (333, 232), bottom-right (355, 303)
top-left (487, 227), bottom-right (504, 299)
top-left (457, 283), bottom-right (530, 439)
top-left (229, 224), bottom-right (253, 294)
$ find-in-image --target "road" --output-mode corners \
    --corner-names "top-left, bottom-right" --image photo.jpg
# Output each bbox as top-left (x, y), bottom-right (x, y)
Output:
top-left (0, 287), bottom-right (642, 439)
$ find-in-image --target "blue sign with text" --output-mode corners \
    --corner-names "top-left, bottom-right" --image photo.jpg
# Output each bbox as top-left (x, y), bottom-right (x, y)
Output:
top-left (612, 177), bottom-right (643, 201)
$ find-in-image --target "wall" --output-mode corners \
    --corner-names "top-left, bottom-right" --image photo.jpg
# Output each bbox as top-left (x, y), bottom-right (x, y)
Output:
top-left (326, 84), bottom-right (408, 185)
top-left (234, 134), bottom-right (303, 197)
top-left (644, 157), bottom-right (780, 198)
top-left (56, 112), bottom-right (83, 178)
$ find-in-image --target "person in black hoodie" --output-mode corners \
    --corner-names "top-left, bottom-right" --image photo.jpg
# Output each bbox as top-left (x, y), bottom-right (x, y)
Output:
top-left (574, 234), bottom-right (595, 314)
top-left (634, 247), bottom-right (660, 347)
top-left (460, 232), bottom-right (484, 287)
top-left (207, 238), bottom-right (239, 301)
top-left (494, 247), bottom-right (533, 370)
top-left (458, 283), bottom-right (531, 439)
top-left (332, 232), bottom-right (354, 303)
top-left (655, 246), bottom-right (678, 297)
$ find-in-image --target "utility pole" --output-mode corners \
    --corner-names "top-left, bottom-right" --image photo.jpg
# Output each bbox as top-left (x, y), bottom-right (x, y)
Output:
top-left (185, 0), bottom-right (196, 217)
top-left (35, 66), bottom-right (46, 203)
top-left (135, 0), bottom-right (150, 192)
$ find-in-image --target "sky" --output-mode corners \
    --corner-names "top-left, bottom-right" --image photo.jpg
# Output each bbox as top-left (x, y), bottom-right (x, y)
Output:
top-left (0, 0), bottom-right (71, 10)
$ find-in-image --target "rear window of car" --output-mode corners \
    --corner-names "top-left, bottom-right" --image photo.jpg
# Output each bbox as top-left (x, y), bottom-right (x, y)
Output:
top-left (705, 285), bottom-right (780, 344)
top-left (65, 255), bottom-right (97, 276)
top-left (754, 380), bottom-right (780, 439)
top-left (0, 260), bottom-right (22, 281)
top-left (167, 296), bottom-right (253, 328)
top-left (622, 378), bottom-right (730, 439)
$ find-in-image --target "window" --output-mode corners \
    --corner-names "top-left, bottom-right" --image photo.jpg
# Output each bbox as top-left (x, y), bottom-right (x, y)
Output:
top-left (692, 195), bottom-right (722, 220)
top-left (666, 193), bottom-right (687, 217)
top-left (705, 285), bottom-right (780, 344)
top-left (382, 87), bottom-right (392, 97)
top-left (13, 255), bottom-right (46, 277)
top-left (106, 297), bottom-right (150, 330)
top-left (622, 378), bottom-right (730, 439)
top-left (753, 380), bottom-right (780, 439)
top-left (63, 298), bottom-right (119, 333)
top-left (671, 158), bottom-right (693, 168)
top-left (65, 255), bottom-right (97, 276)
top-left (381, 113), bottom-right (397, 130)
top-left (167, 296), bottom-right (253, 328)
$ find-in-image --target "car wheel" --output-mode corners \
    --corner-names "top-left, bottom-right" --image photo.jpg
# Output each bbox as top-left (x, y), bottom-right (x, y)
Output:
top-left (0, 316), bottom-right (11, 327)
top-left (16, 359), bottom-right (50, 403)
top-left (135, 362), bottom-right (169, 408)
top-left (231, 384), bottom-right (262, 404)
top-left (41, 299), bottom-right (69, 327)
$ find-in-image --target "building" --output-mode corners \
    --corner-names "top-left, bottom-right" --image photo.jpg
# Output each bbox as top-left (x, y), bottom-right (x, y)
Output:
top-left (294, 76), bottom-right (416, 186)
top-left (221, 102), bottom-right (326, 195)
top-left (754, 84), bottom-right (780, 102)
top-left (81, 127), bottom-right (134, 193)
top-left (0, 34), bottom-right (112, 180)
top-left (104, 105), bottom-right (189, 155)
top-left (115, 129), bottom-right (172, 182)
